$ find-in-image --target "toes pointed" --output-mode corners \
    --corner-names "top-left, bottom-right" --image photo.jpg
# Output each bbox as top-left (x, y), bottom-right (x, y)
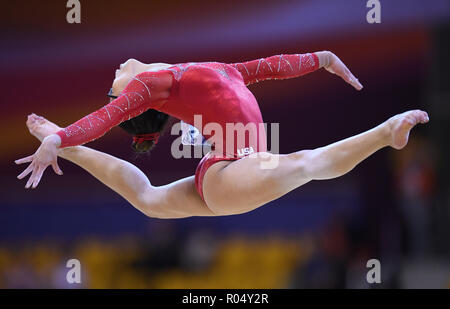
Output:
top-left (416, 111), bottom-right (429, 124)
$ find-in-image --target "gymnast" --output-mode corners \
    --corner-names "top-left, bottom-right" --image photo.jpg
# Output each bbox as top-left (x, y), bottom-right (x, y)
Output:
top-left (16, 51), bottom-right (429, 218)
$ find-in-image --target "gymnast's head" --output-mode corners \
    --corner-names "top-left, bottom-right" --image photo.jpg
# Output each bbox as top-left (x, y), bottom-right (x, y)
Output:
top-left (108, 59), bottom-right (171, 153)
top-left (112, 58), bottom-right (173, 90)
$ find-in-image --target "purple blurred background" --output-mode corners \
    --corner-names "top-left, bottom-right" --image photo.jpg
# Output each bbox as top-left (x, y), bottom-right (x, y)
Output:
top-left (1, 0), bottom-right (449, 288)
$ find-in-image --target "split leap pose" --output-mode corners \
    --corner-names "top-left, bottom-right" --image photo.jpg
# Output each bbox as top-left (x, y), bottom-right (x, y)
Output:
top-left (17, 51), bottom-right (429, 218)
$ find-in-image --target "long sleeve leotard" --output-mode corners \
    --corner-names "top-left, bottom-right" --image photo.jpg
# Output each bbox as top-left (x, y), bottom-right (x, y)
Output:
top-left (230, 52), bottom-right (319, 86)
top-left (56, 53), bottom-right (319, 155)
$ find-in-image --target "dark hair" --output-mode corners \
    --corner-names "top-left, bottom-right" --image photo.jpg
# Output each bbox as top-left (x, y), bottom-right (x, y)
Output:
top-left (119, 109), bottom-right (170, 153)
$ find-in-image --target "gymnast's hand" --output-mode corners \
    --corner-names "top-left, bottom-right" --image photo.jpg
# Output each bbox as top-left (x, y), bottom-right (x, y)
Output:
top-left (321, 51), bottom-right (363, 91)
top-left (15, 134), bottom-right (63, 189)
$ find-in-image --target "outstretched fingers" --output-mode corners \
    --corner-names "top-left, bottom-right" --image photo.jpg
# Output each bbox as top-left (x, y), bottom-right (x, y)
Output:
top-left (25, 166), bottom-right (40, 189)
top-left (16, 132), bottom-right (62, 189)
top-left (17, 162), bottom-right (35, 180)
top-left (15, 155), bottom-right (34, 165)
top-left (342, 67), bottom-right (363, 91)
top-left (31, 166), bottom-right (45, 189)
top-left (51, 161), bottom-right (63, 175)
top-left (326, 53), bottom-right (363, 91)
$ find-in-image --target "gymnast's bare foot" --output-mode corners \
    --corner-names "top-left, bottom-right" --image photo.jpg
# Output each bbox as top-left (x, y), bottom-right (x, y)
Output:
top-left (386, 110), bottom-right (429, 150)
top-left (26, 113), bottom-right (62, 142)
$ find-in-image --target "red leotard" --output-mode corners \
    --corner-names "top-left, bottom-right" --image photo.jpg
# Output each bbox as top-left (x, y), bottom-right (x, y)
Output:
top-left (56, 53), bottom-right (320, 201)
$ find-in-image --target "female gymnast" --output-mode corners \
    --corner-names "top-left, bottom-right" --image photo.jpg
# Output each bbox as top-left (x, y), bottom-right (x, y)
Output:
top-left (16, 51), bottom-right (429, 218)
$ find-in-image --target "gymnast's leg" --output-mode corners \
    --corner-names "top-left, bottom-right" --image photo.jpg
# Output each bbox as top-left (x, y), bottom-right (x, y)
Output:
top-left (202, 110), bottom-right (429, 215)
top-left (26, 114), bottom-right (215, 219)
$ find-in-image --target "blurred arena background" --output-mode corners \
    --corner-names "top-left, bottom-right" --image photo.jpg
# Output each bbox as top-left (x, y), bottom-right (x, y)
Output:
top-left (1, 0), bottom-right (449, 288)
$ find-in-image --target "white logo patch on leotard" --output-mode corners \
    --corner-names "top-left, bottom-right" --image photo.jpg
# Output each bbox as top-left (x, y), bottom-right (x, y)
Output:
top-left (237, 147), bottom-right (255, 157)
top-left (181, 121), bottom-right (208, 146)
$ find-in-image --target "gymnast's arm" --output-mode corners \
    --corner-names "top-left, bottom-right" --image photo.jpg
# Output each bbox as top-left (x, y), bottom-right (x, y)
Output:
top-left (229, 51), bottom-right (362, 90)
top-left (55, 70), bottom-right (174, 148)
top-left (16, 70), bottom-right (173, 189)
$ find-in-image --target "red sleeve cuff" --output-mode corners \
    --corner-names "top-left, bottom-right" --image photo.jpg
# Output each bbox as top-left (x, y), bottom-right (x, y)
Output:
top-left (56, 130), bottom-right (68, 148)
top-left (312, 52), bottom-right (320, 70)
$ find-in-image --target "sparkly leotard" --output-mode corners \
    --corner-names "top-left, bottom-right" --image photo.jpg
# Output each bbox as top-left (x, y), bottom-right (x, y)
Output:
top-left (56, 53), bottom-right (320, 201)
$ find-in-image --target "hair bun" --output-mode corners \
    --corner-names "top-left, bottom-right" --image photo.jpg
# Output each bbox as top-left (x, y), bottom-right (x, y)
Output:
top-left (132, 140), bottom-right (154, 153)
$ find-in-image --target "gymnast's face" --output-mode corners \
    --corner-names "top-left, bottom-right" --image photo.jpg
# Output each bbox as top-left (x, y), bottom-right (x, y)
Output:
top-left (110, 59), bottom-right (173, 99)
top-left (111, 58), bottom-right (145, 97)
